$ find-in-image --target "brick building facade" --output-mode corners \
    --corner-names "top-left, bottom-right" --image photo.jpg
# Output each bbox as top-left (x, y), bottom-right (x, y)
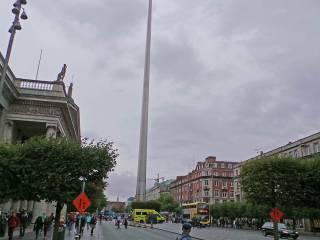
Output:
top-left (170, 156), bottom-right (237, 204)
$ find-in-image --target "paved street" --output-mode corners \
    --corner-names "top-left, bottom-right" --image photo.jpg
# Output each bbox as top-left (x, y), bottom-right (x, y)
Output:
top-left (2, 222), bottom-right (320, 240)
top-left (65, 221), bottom-right (320, 240)
top-left (153, 223), bottom-right (320, 240)
top-left (65, 221), bottom-right (183, 240)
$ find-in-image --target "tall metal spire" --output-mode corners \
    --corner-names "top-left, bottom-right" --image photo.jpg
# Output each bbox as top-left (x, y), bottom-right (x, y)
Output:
top-left (136, 0), bottom-right (152, 202)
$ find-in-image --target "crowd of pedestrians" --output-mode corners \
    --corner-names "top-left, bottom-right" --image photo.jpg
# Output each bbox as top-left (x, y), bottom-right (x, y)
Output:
top-left (114, 215), bottom-right (128, 229)
top-left (212, 217), bottom-right (265, 229)
top-left (66, 212), bottom-right (97, 236)
top-left (0, 209), bottom-right (54, 240)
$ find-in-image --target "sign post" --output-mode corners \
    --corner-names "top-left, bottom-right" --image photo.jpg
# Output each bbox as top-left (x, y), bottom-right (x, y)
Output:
top-left (270, 208), bottom-right (284, 240)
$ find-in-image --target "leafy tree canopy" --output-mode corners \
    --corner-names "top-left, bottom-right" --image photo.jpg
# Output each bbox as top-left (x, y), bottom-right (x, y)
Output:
top-left (240, 156), bottom-right (305, 208)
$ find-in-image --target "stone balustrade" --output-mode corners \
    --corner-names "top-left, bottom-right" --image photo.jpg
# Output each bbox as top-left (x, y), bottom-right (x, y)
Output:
top-left (20, 81), bottom-right (54, 91)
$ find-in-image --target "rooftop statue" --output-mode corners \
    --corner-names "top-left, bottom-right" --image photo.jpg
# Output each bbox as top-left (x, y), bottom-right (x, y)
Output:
top-left (56, 64), bottom-right (67, 82)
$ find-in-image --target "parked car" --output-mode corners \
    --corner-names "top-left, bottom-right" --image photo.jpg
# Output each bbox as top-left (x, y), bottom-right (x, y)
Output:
top-left (261, 222), bottom-right (299, 239)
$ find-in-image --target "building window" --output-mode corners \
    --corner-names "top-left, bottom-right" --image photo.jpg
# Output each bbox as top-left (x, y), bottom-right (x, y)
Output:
top-left (223, 181), bottom-right (227, 187)
top-left (294, 149), bottom-right (299, 157)
top-left (304, 145), bottom-right (310, 156)
top-left (223, 172), bottom-right (227, 177)
top-left (222, 192), bottom-right (227, 198)
top-left (314, 142), bottom-right (319, 153)
top-left (203, 171), bottom-right (209, 176)
top-left (230, 181), bottom-right (233, 187)
top-left (214, 180), bottom-right (219, 186)
top-left (213, 171), bottom-right (218, 176)
top-left (230, 191), bottom-right (234, 198)
top-left (213, 163), bottom-right (217, 168)
top-left (204, 180), bottom-right (209, 186)
top-left (221, 163), bottom-right (225, 168)
top-left (214, 190), bottom-right (220, 197)
top-left (204, 191), bottom-right (209, 197)
top-left (228, 164), bottom-right (233, 169)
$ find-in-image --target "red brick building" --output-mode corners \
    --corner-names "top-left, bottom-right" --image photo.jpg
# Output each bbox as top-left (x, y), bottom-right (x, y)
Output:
top-left (107, 201), bottom-right (126, 213)
top-left (170, 156), bottom-right (237, 204)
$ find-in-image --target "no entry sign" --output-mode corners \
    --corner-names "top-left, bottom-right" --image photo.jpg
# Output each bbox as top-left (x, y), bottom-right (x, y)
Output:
top-left (73, 192), bottom-right (91, 213)
top-left (270, 208), bottom-right (284, 223)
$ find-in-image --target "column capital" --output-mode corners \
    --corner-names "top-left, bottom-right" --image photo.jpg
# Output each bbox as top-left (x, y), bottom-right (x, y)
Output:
top-left (46, 122), bottom-right (57, 139)
top-left (46, 122), bottom-right (57, 129)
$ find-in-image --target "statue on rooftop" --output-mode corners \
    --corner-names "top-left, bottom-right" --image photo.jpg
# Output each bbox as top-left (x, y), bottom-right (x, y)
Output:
top-left (56, 64), bottom-right (67, 82)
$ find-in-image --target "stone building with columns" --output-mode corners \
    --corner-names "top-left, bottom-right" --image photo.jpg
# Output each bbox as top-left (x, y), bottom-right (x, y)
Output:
top-left (0, 52), bottom-right (80, 217)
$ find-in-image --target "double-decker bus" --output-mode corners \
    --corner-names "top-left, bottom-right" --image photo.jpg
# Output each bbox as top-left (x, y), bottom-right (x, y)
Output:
top-left (182, 202), bottom-right (210, 226)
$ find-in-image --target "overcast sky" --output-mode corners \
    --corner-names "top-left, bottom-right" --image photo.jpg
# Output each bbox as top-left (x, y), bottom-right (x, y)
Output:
top-left (1, 0), bottom-right (320, 201)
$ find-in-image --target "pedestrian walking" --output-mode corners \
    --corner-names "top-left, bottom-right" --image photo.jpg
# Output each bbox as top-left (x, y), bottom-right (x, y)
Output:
top-left (79, 215), bottom-right (86, 234)
top-left (34, 215), bottom-right (44, 240)
top-left (66, 213), bottom-right (74, 232)
top-left (116, 216), bottom-right (121, 229)
top-left (176, 223), bottom-right (192, 240)
top-left (48, 213), bottom-right (54, 231)
top-left (90, 215), bottom-right (97, 236)
top-left (123, 218), bottom-right (128, 229)
top-left (86, 214), bottom-right (92, 230)
top-left (43, 216), bottom-right (51, 239)
top-left (8, 212), bottom-right (20, 240)
top-left (0, 210), bottom-right (7, 238)
top-left (75, 214), bottom-right (81, 234)
top-left (19, 210), bottom-right (28, 237)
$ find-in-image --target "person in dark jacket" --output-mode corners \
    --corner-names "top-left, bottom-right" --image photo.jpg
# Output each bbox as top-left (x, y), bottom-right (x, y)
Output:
top-left (8, 212), bottom-right (20, 240)
top-left (79, 215), bottom-right (86, 234)
top-left (123, 218), bottom-right (128, 229)
top-left (34, 215), bottom-right (44, 240)
top-left (90, 215), bottom-right (97, 236)
top-left (176, 223), bottom-right (192, 240)
top-left (43, 216), bottom-right (51, 239)
top-left (19, 210), bottom-right (28, 237)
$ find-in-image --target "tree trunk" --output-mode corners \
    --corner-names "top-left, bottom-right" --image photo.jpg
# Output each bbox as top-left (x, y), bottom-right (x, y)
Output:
top-left (52, 201), bottom-right (63, 240)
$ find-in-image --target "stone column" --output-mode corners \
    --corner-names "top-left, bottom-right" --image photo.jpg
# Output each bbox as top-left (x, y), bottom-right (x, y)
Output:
top-left (11, 201), bottom-right (21, 213)
top-left (20, 200), bottom-right (28, 211)
top-left (3, 120), bottom-right (13, 143)
top-left (0, 108), bottom-right (7, 140)
top-left (3, 200), bottom-right (12, 214)
top-left (27, 201), bottom-right (34, 212)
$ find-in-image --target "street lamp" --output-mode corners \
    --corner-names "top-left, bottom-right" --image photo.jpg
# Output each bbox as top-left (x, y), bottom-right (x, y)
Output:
top-left (0, 0), bottom-right (28, 92)
top-left (79, 169), bottom-right (99, 192)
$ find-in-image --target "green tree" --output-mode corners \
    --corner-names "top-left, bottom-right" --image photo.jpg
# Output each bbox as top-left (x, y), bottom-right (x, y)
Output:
top-left (0, 137), bottom-right (117, 240)
top-left (131, 200), bottom-right (161, 212)
top-left (158, 193), bottom-right (180, 213)
top-left (241, 156), bottom-right (305, 207)
top-left (302, 156), bottom-right (320, 209)
top-left (241, 156), bottom-right (305, 240)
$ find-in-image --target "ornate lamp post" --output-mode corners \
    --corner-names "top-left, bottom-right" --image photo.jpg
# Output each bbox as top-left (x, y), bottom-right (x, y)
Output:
top-left (0, 0), bottom-right (28, 92)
